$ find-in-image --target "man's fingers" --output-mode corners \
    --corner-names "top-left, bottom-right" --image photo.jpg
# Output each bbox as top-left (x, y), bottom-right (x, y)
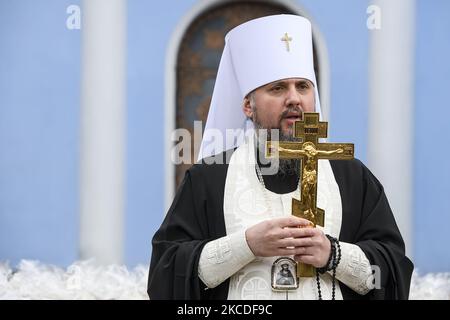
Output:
top-left (279, 227), bottom-right (317, 239)
top-left (276, 216), bottom-right (313, 228)
top-left (294, 254), bottom-right (315, 265)
top-left (278, 237), bottom-right (315, 248)
top-left (277, 248), bottom-right (297, 256)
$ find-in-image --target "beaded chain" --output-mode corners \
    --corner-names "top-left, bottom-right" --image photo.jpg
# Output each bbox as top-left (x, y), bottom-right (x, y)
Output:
top-left (316, 235), bottom-right (342, 300)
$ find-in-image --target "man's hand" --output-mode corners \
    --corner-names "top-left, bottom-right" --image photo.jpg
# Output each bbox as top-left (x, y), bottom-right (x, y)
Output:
top-left (292, 227), bottom-right (331, 268)
top-left (245, 217), bottom-right (331, 268)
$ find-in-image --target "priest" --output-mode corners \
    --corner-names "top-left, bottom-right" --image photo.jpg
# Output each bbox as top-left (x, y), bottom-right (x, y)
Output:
top-left (148, 14), bottom-right (413, 300)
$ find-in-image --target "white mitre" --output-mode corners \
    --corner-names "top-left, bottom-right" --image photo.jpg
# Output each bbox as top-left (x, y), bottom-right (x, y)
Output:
top-left (198, 14), bottom-right (322, 161)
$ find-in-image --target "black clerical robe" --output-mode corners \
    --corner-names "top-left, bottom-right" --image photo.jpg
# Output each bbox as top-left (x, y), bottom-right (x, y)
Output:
top-left (148, 152), bottom-right (413, 300)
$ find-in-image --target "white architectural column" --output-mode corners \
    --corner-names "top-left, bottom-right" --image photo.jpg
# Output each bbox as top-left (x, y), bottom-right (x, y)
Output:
top-left (368, 0), bottom-right (415, 256)
top-left (80, 0), bottom-right (126, 264)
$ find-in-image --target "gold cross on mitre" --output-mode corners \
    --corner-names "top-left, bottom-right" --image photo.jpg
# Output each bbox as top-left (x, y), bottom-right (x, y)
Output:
top-left (281, 32), bottom-right (292, 51)
top-left (266, 113), bottom-right (354, 277)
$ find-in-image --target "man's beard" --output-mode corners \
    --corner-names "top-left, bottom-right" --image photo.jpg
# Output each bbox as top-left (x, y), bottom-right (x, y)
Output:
top-left (252, 108), bottom-right (301, 177)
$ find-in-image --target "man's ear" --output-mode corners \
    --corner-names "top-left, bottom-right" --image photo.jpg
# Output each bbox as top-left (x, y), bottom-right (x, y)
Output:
top-left (243, 97), bottom-right (253, 118)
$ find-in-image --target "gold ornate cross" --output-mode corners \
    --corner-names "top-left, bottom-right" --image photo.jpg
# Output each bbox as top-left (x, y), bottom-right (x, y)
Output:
top-left (266, 113), bottom-right (354, 277)
top-left (281, 32), bottom-right (293, 51)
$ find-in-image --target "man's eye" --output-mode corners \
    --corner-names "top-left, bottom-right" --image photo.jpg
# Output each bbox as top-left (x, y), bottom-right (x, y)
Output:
top-left (271, 86), bottom-right (283, 92)
top-left (297, 83), bottom-right (310, 90)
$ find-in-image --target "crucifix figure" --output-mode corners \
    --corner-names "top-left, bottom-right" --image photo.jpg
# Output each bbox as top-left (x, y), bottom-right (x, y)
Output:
top-left (266, 112), bottom-right (354, 277)
top-left (281, 32), bottom-right (292, 51)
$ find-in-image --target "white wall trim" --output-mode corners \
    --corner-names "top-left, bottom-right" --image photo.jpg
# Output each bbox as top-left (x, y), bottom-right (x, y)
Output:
top-left (368, 0), bottom-right (415, 257)
top-left (164, 0), bottom-right (330, 212)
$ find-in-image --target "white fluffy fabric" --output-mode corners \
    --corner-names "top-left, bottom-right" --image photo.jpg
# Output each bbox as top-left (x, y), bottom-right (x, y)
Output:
top-left (0, 260), bottom-right (449, 300)
top-left (0, 260), bottom-right (148, 300)
top-left (410, 271), bottom-right (450, 300)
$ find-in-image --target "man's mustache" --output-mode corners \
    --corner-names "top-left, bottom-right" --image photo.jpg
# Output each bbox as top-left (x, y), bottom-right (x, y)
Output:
top-left (278, 107), bottom-right (303, 123)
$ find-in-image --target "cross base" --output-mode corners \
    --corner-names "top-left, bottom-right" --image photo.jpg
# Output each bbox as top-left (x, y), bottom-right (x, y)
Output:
top-left (298, 263), bottom-right (315, 278)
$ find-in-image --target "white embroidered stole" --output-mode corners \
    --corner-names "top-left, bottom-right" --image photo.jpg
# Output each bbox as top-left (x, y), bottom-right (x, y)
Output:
top-left (224, 135), bottom-right (344, 300)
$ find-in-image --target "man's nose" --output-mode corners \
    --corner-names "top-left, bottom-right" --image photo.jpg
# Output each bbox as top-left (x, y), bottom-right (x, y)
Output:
top-left (285, 85), bottom-right (301, 106)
